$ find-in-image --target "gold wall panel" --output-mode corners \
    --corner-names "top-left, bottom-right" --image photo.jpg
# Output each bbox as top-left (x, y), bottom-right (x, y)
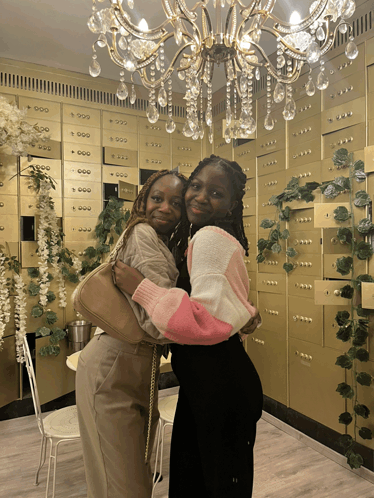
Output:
top-left (293, 92), bottom-right (321, 124)
top-left (258, 292), bottom-right (286, 334)
top-left (21, 241), bottom-right (39, 268)
top-left (104, 147), bottom-right (137, 167)
top-left (289, 296), bottom-right (323, 345)
top-left (323, 253), bottom-right (367, 279)
top-left (63, 199), bottom-right (102, 218)
top-left (314, 279), bottom-right (352, 306)
top-left (0, 335), bottom-right (19, 409)
top-left (138, 117), bottom-right (166, 137)
top-left (289, 208), bottom-right (315, 232)
top-left (213, 142), bottom-right (232, 159)
top-left (257, 252), bottom-right (286, 274)
top-left (0, 154), bottom-right (17, 177)
top-left (63, 161), bottom-right (101, 182)
top-left (322, 149), bottom-right (364, 181)
top-left (257, 272), bottom-right (286, 294)
top-left (257, 149), bottom-right (285, 176)
top-left (291, 253), bottom-right (322, 277)
top-left (323, 71), bottom-right (365, 110)
top-left (367, 37), bottom-right (374, 66)
top-left (63, 104), bottom-right (100, 128)
top-left (243, 177), bottom-right (256, 199)
top-left (139, 150), bottom-right (171, 170)
top-left (103, 129), bottom-right (137, 150)
top-left (246, 234), bottom-right (257, 254)
top-left (258, 194), bottom-right (277, 215)
top-left (243, 253), bottom-right (257, 273)
top-left (323, 305), bottom-right (350, 352)
top-left (64, 142), bottom-right (101, 164)
top-left (289, 338), bottom-right (345, 432)
top-left (21, 157), bottom-right (62, 179)
top-left (257, 109), bottom-right (284, 137)
top-left (102, 111), bottom-right (137, 132)
top-left (234, 142), bottom-right (256, 163)
top-left (20, 195), bottom-right (62, 217)
top-left (64, 180), bottom-right (102, 200)
top-left (258, 170), bottom-right (286, 197)
top-left (63, 123), bottom-right (101, 146)
top-left (322, 123), bottom-right (366, 159)
top-left (243, 196), bottom-right (256, 217)
top-left (213, 119), bottom-right (224, 138)
top-left (243, 215), bottom-right (256, 234)
top-left (321, 96), bottom-right (366, 135)
top-left (257, 94), bottom-right (283, 118)
top-left (28, 139), bottom-right (61, 160)
top-left (292, 70), bottom-right (315, 101)
top-left (241, 159), bottom-right (256, 179)
top-left (288, 274), bottom-right (315, 298)
top-left (256, 129), bottom-right (285, 156)
top-left (0, 194), bottom-right (17, 215)
top-left (288, 230), bottom-right (321, 254)
top-left (364, 145), bottom-right (374, 172)
top-left (20, 176), bottom-right (61, 198)
top-left (325, 43), bottom-right (365, 85)
top-left (0, 215), bottom-right (19, 243)
top-left (19, 96), bottom-right (61, 122)
top-left (247, 328), bottom-right (287, 405)
top-left (314, 203), bottom-right (363, 229)
top-left (289, 138), bottom-right (321, 169)
top-left (247, 271), bottom-right (257, 291)
top-left (289, 115), bottom-right (321, 148)
top-left (63, 217), bottom-right (97, 242)
top-left (369, 120), bottom-right (374, 146)
top-left (0, 92), bottom-right (16, 103)
top-left (102, 165), bottom-right (138, 184)
top-left (286, 161), bottom-right (321, 187)
top-left (361, 283), bottom-right (374, 310)
top-left (172, 138), bottom-right (201, 160)
top-left (139, 134), bottom-right (171, 156)
top-left (34, 118), bottom-right (61, 142)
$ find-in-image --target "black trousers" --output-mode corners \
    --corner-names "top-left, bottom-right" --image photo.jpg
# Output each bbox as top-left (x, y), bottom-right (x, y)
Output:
top-left (169, 334), bottom-right (263, 498)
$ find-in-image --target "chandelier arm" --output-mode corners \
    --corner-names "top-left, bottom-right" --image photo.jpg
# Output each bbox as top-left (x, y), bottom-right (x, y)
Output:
top-left (237, 0), bottom-right (258, 14)
top-left (162, 0), bottom-right (177, 19)
top-left (271, 0), bottom-right (329, 34)
top-left (111, 2), bottom-right (169, 40)
top-left (202, 6), bottom-right (213, 39)
top-left (174, 0), bottom-right (198, 22)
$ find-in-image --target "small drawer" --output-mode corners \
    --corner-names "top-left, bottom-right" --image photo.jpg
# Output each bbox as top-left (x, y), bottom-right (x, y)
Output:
top-left (21, 241), bottom-right (39, 268)
top-left (289, 138), bottom-right (321, 169)
top-left (314, 279), bottom-right (352, 306)
top-left (63, 199), bottom-right (102, 218)
top-left (322, 123), bottom-right (366, 159)
top-left (323, 253), bottom-right (367, 279)
top-left (21, 157), bottom-right (62, 179)
top-left (63, 217), bottom-right (97, 242)
top-left (258, 171), bottom-right (286, 197)
top-left (64, 142), bottom-right (101, 164)
top-left (241, 159), bottom-right (256, 179)
top-left (258, 292), bottom-right (286, 333)
top-left (314, 202), bottom-right (363, 229)
top-left (103, 147), bottom-right (137, 167)
top-left (257, 109), bottom-right (285, 138)
top-left (28, 139), bottom-right (61, 160)
top-left (289, 296), bottom-right (323, 344)
top-left (64, 180), bottom-right (102, 200)
top-left (119, 180), bottom-right (138, 202)
top-left (173, 156), bottom-right (195, 174)
top-left (257, 272), bottom-right (286, 294)
top-left (243, 254), bottom-right (257, 273)
top-left (321, 150), bottom-right (363, 181)
top-left (103, 129), bottom-right (137, 150)
top-left (0, 154), bottom-right (17, 177)
top-left (0, 176), bottom-right (18, 196)
top-left (34, 119), bottom-right (61, 141)
top-left (172, 138), bottom-right (200, 159)
top-left (246, 234), bottom-right (257, 253)
top-left (213, 142), bottom-right (232, 159)
top-left (289, 208), bottom-right (315, 232)
top-left (291, 253), bottom-right (322, 277)
top-left (20, 196), bottom-right (62, 217)
top-left (322, 228), bottom-right (363, 254)
top-left (257, 149), bottom-right (285, 176)
top-left (242, 197), bottom-right (256, 217)
top-left (323, 72), bottom-right (366, 110)
top-left (292, 70), bottom-right (318, 101)
top-left (324, 304), bottom-right (351, 352)
top-left (257, 252), bottom-right (286, 274)
top-left (140, 134), bottom-right (170, 156)
top-left (293, 92), bottom-right (321, 124)
top-left (63, 104), bottom-right (100, 128)
top-left (139, 151), bottom-right (170, 170)
top-left (138, 117), bottom-right (166, 136)
top-left (19, 97), bottom-right (61, 122)
top-left (289, 115), bottom-right (321, 148)
top-left (243, 215), bottom-right (256, 235)
top-left (258, 193), bottom-right (277, 215)
top-left (243, 177), bottom-right (256, 199)
top-left (234, 142), bottom-right (256, 163)
top-left (102, 165), bottom-right (138, 184)
top-left (288, 230), bottom-right (321, 254)
top-left (256, 129), bottom-right (285, 156)
top-left (0, 195), bottom-right (17, 215)
top-left (63, 123), bottom-right (101, 146)
top-left (20, 177), bottom-right (61, 198)
top-left (63, 161), bottom-right (101, 182)
top-left (326, 43), bottom-right (365, 85)
top-left (288, 274), bottom-right (315, 298)
top-left (103, 111), bottom-right (138, 132)
top-left (0, 215), bottom-right (19, 243)
top-left (286, 161), bottom-right (321, 187)
top-left (322, 97), bottom-right (366, 135)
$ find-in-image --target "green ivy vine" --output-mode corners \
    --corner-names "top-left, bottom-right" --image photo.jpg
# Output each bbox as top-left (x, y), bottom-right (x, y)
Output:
top-left (257, 148), bottom-right (373, 469)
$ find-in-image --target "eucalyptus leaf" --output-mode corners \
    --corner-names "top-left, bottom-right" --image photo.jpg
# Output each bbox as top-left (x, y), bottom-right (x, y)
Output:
top-left (335, 310), bottom-right (350, 326)
top-left (354, 404), bottom-right (370, 419)
top-left (335, 354), bottom-right (353, 370)
top-left (333, 206), bottom-right (350, 222)
top-left (356, 372), bottom-right (372, 386)
top-left (332, 148), bottom-right (349, 167)
top-left (271, 243), bottom-right (282, 254)
top-left (353, 159), bottom-right (364, 171)
top-left (340, 285), bottom-right (354, 299)
top-left (337, 434), bottom-right (354, 450)
top-left (346, 451), bottom-right (364, 470)
top-left (357, 218), bottom-right (374, 235)
top-left (27, 267), bottom-right (40, 279)
top-left (338, 412), bottom-right (353, 425)
top-left (354, 170), bottom-right (366, 183)
top-left (333, 176), bottom-right (350, 190)
top-left (286, 247), bottom-right (297, 258)
top-left (279, 206), bottom-right (290, 221)
top-left (355, 274), bottom-right (374, 291)
top-left (336, 324), bottom-right (352, 342)
top-left (260, 218), bottom-right (276, 229)
top-left (283, 262), bottom-right (294, 273)
top-left (45, 311), bottom-right (58, 325)
top-left (28, 281), bottom-right (41, 296)
top-left (336, 227), bottom-right (353, 244)
top-left (84, 246), bottom-right (97, 259)
top-left (257, 239), bottom-right (268, 252)
top-left (356, 305), bottom-right (371, 317)
top-left (335, 256), bottom-right (353, 275)
top-left (35, 326), bottom-right (51, 337)
top-left (257, 253), bottom-right (265, 263)
top-left (67, 273), bottom-right (79, 283)
top-left (31, 305), bottom-right (43, 318)
top-left (358, 427), bottom-right (373, 440)
top-left (46, 291), bottom-right (56, 303)
top-left (281, 229), bottom-right (290, 240)
top-left (355, 242), bottom-right (373, 260)
top-left (354, 190), bottom-right (371, 207)
top-left (336, 382), bottom-right (354, 399)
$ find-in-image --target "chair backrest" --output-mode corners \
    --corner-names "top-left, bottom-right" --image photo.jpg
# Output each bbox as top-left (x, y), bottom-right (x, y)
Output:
top-left (23, 335), bottom-right (45, 437)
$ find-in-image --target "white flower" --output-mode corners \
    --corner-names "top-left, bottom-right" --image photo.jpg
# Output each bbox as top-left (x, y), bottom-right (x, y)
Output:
top-left (14, 272), bottom-right (27, 363)
top-left (0, 251), bottom-right (11, 349)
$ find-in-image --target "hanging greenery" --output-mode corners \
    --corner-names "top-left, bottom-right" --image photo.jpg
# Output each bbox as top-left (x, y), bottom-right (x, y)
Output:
top-left (257, 148), bottom-right (373, 469)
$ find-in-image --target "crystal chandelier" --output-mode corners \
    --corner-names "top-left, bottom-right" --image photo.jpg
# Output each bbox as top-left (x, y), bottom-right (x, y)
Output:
top-left (87, 0), bottom-right (358, 142)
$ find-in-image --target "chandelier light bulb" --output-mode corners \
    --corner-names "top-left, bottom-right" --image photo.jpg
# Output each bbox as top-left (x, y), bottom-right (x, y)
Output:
top-left (138, 18), bottom-right (148, 31)
top-left (289, 11), bottom-right (301, 25)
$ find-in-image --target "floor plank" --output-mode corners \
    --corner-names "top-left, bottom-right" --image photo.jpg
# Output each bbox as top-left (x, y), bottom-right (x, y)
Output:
top-left (1, 386), bottom-right (373, 498)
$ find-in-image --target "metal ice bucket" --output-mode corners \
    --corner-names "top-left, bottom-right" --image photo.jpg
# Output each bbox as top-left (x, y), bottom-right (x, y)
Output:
top-left (67, 320), bottom-right (92, 352)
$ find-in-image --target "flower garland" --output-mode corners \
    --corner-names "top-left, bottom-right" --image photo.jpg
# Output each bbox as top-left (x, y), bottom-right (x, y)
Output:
top-left (14, 272), bottom-right (27, 363)
top-left (0, 251), bottom-right (11, 348)
top-left (0, 96), bottom-right (49, 156)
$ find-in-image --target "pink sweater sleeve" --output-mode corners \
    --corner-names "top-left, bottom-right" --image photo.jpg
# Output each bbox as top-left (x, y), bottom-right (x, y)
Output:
top-left (132, 227), bottom-right (256, 345)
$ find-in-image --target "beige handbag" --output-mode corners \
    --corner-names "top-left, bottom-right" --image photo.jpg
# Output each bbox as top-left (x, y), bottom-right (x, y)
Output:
top-left (72, 230), bottom-right (146, 344)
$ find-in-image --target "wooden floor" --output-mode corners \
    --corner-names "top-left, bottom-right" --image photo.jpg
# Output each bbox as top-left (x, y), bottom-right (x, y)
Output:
top-left (1, 386), bottom-right (374, 498)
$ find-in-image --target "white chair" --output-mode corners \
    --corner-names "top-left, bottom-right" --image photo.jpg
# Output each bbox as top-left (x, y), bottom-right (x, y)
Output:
top-left (152, 394), bottom-right (179, 497)
top-left (23, 335), bottom-right (80, 498)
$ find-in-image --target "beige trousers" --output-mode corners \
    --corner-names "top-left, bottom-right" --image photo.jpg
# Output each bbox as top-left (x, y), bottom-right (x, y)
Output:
top-left (76, 333), bottom-right (162, 498)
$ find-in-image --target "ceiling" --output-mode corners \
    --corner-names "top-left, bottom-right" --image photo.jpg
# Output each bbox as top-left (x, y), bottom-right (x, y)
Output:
top-left (0, 0), bottom-right (302, 93)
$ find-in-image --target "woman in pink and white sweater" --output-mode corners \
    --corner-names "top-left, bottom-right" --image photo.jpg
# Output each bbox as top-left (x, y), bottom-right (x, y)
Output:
top-left (115, 155), bottom-right (263, 498)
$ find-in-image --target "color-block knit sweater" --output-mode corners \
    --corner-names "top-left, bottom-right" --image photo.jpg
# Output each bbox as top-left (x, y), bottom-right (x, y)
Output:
top-left (132, 225), bottom-right (257, 345)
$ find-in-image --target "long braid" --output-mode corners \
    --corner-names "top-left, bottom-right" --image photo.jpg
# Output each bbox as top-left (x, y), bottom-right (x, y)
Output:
top-left (173, 155), bottom-right (250, 256)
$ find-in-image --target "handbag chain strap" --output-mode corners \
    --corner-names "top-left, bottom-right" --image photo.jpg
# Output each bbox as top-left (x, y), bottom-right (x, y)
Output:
top-left (145, 344), bottom-right (158, 463)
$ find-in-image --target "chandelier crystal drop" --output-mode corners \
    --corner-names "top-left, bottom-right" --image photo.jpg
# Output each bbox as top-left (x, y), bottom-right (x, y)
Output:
top-left (87, 0), bottom-right (358, 140)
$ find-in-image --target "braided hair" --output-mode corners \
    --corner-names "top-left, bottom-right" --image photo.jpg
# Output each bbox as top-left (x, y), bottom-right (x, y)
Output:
top-left (119, 169), bottom-right (188, 250)
top-left (173, 154), bottom-right (250, 257)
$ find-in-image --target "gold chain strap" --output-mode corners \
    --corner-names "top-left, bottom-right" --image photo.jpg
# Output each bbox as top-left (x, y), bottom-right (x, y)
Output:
top-left (145, 344), bottom-right (158, 463)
